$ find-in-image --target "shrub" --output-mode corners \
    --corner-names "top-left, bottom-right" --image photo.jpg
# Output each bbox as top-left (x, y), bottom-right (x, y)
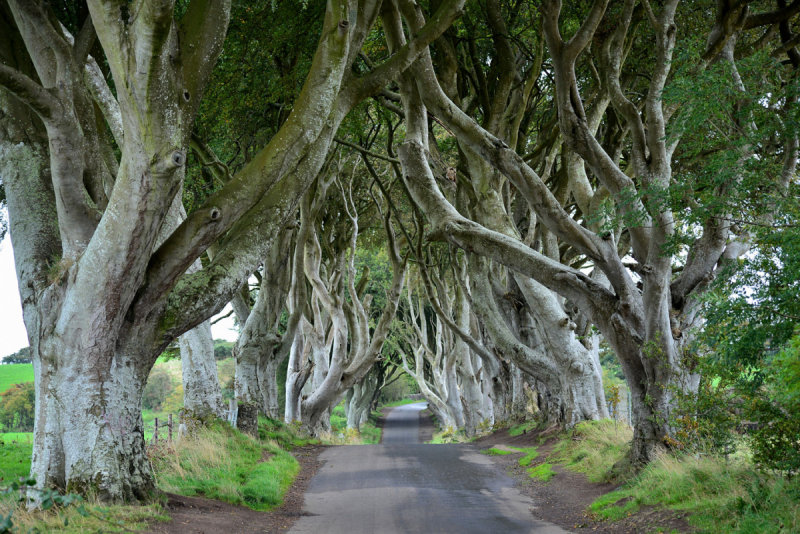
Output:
top-left (747, 336), bottom-right (800, 475)
top-left (0, 383), bottom-right (34, 432)
top-left (142, 368), bottom-right (175, 411)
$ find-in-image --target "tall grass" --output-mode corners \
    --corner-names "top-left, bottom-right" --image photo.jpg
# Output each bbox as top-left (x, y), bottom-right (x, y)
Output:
top-left (0, 496), bottom-right (168, 533)
top-left (550, 419), bottom-right (633, 482)
top-left (551, 420), bottom-right (800, 534)
top-left (154, 422), bottom-right (298, 510)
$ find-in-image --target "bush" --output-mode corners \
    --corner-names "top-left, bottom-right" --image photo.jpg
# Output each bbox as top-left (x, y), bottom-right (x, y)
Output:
top-left (142, 368), bottom-right (175, 411)
top-left (0, 383), bottom-right (34, 432)
top-left (747, 335), bottom-right (800, 475)
top-left (213, 340), bottom-right (234, 361)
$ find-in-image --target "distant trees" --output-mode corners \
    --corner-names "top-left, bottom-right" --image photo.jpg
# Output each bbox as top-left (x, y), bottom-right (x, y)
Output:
top-left (1, 347), bottom-right (30, 364)
top-left (141, 369), bottom-right (175, 412)
top-left (0, 382), bottom-right (34, 431)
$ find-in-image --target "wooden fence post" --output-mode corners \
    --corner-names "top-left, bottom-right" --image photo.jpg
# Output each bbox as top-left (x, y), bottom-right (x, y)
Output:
top-left (168, 413), bottom-right (173, 442)
top-left (154, 417), bottom-right (159, 444)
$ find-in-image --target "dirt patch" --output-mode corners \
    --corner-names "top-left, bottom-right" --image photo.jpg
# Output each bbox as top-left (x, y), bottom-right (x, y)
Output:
top-left (477, 428), bottom-right (693, 534)
top-left (146, 444), bottom-right (326, 534)
top-left (257, 449), bottom-right (273, 463)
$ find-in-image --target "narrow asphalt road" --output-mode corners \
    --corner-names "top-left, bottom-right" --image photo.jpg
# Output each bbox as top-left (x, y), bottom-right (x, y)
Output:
top-left (288, 402), bottom-right (569, 534)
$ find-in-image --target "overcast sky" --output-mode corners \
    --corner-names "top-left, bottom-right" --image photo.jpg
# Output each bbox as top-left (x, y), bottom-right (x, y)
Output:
top-left (0, 233), bottom-right (239, 358)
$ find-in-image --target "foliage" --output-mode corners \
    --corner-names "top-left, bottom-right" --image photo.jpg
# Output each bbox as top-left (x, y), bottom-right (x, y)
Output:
top-left (213, 340), bottom-right (234, 361)
top-left (747, 336), bottom-right (800, 475)
top-left (378, 373), bottom-right (418, 403)
top-left (328, 404), bottom-right (381, 445)
top-left (141, 368), bottom-right (175, 412)
top-left (161, 384), bottom-right (185, 415)
top-left (0, 384), bottom-right (34, 432)
top-left (0, 349), bottom-right (30, 366)
top-left (153, 421), bottom-right (298, 511)
top-left (665, 364), bottom-right (740, 455)
top-left (217, 357), bottom-right (236, 402)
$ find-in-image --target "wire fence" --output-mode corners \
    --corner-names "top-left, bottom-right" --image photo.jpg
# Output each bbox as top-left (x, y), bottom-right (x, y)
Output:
top-left (146, 399), bottom-right (239, 446)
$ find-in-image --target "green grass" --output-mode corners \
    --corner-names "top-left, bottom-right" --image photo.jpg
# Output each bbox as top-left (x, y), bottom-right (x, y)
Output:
top-left (482, 447), bottom-right (514, 456)
top-left (0, 497), bottom-right (168, 533)
top-left (0, 432), bottom-right (33, 443)
top-left (588, 454), bottom-right (800, 533)
top-left (527, 462), bottom-right (556, 481)
top-left (154, 421), bottom-right (298, 510)
top-left (546, 419), bottom-right (800, 534)
top-left (550, 419), bottom-right (633, 483)
top-left (0, 364), bottom-right (33, 393)
top-left (0, 441), bottom-right (32, 482)
top-left (507, 420), bottom-right (538, 437)
top-left (327, 403), bottom-right (381, 444)
top-left (517, 447), bottom-right (539, 467)
top-left (259, 416), bottom-right (319, 448)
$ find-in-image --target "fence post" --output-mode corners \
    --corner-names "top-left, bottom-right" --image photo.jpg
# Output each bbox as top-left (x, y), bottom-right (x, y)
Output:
top-left (154, 417), bottom-right (159, 444)
top-left (627, 389), bottom-right (632, 426)
top-left (168, 413), bottom-right (173, 443)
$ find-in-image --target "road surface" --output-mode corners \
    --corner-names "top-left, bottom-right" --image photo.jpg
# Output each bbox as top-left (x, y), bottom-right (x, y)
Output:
top-left (288, 402), bottom-right (569, 534)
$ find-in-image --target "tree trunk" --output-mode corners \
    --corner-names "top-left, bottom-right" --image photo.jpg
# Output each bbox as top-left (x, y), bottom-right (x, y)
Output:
top-left (180, 320), bottom-right (224, 419)
top-left (31, 336), bottom-right (155, 501)
top-left (284, 331), bottom-right (307, 424)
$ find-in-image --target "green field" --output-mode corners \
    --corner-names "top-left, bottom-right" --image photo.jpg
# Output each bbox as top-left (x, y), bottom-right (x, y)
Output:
top-left (0, 363), bottom-right (34, 393)
top-left (0, 433), bottom-right (32, 443)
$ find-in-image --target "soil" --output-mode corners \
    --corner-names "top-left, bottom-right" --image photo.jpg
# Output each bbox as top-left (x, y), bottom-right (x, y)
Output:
top-left (475, 428), bottom-right (694, 534)
top-left (146, 444), bottom-right (326, 534)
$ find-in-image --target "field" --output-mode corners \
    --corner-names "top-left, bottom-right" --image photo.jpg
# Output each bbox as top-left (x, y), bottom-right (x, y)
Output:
top-left (0, 363), bottom-right (34, 392)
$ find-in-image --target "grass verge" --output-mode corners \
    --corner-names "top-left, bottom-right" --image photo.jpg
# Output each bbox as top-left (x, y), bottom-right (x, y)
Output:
top-left (154, 421), bottom-right (298, 510)
top-left (482, 447), bottom-right (514, 456)
top-left (550, 419), bottom-right (800, 534)
top-left (0, 497), bottom-right (168, 533)
top-left (527, 463), bottom-right (556, 481)
top-left (2, 417), bottom-right (308, 532)
top-left (507, 420), bottom-right (539, 437)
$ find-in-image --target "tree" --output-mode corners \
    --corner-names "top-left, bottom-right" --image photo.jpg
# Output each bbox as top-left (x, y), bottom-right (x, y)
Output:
top-left (380, 0), bottom-right (800, 464)
top-left (1, 347), bottom-right (31, 364)
top-left (0, 382), bottom-right (35, 431)
top-left (141, 368), bottom-right (175, 412)
top-left (0, 0), bottom-right (464, 500)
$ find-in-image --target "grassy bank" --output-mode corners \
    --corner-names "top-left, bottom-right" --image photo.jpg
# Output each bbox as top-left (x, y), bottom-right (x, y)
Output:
top-left (1, 416), bottom-right (312, 532)
top-left (549, 420), bottom-right (799, 534)
top-left (154, 421), bottom-right (299, 510)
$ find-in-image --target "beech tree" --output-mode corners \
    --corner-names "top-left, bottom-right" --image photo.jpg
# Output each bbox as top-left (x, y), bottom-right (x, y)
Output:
top-left (380, 0), bottom-right (800, 463)
top-left (0, 0), bottom-right (463, 500)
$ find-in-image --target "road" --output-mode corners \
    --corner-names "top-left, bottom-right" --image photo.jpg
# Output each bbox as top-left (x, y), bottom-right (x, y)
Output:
top-left (288, 402), bottom-right (569, 534)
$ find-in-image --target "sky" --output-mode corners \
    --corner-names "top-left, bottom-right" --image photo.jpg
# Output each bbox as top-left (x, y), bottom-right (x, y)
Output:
top-left (0, 234), bottom-right (239, 358)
